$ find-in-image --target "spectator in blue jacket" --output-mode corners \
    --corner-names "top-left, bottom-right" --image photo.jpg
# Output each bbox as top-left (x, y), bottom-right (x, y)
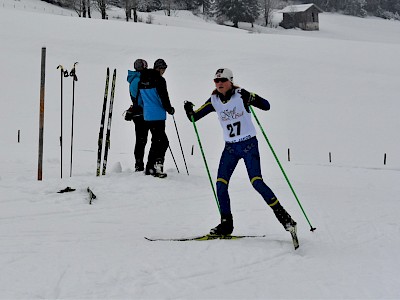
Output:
top-left (138, 59), bottom-right (175, 178)
top-left (126, 59), bottom-right (149, 172)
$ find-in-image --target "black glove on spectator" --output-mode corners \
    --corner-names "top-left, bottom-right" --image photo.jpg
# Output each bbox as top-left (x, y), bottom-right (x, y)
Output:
top-left (168, 107), bottom-right (175, 115)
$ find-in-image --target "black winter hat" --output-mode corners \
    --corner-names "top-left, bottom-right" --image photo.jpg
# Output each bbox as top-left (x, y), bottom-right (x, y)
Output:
top-left (154, 59), bottom-right (168, 69)
top-left (134, 59), bottom-right (148, 71)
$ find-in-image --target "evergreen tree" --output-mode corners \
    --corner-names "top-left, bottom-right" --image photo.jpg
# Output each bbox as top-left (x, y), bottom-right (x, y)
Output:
top-left (216, 0), bottom-right (260, 28)
top-left (245, 0), bottom-right (260, 24)
top-left (384, 0), bottom-right (400, 12)
top-left (300, 0), bottom-right (399, 17)
top-left (344, 0), bottom-right (368, 17)
top-left (176, 0), bottom-right (196, 10)
top-left (138, 0), bottom-right (162, 11)
top-left (365, 0), bottom-right (380, 12)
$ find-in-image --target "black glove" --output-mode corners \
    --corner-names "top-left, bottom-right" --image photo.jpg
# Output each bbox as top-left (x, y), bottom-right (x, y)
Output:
top-left (167, 107), bottom-right (175, 115)
top-left (184, 101), bottom-right (194, 116)
top-left (124, 105), bottom-right (134, 121)
top-left (239, 89), bottom-right (256, 106)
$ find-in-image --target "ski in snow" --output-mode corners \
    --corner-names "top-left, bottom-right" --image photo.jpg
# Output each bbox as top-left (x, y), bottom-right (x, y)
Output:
top-left (146, 232), bottom-right (300, 250)
top-left (145, 234), bottom-right (266, 242)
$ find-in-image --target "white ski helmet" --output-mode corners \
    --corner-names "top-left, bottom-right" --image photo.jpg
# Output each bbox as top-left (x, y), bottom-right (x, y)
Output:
top-left (214, 68), bottom-right (234, 82)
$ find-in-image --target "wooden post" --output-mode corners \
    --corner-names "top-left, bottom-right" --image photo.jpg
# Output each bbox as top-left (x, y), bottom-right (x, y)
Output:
top-left (37, 47), bottom-right (46, 181)
top-left (18, 130), bottom-right (20, 143)
top-left (384, 153), bottom-right (387, 165)
top-left (191, 145), bottom-right (194, 155)
top-left (288, 148), bottom-right (290, 162)
top-left (329, 152), bottom-right (332, 163)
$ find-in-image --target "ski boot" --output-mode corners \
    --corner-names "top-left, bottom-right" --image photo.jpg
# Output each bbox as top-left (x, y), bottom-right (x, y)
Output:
top-left (145, 164), bottom-right (153, 175)
top-left (271, 201), bottom-right (297, 232)
top-left (210, 214), bottom-right (234, 236)
top-left (135, 161), bottom-right (144, 172)
top-left (271, 201), bottom-right (299, 249)
top-left (146, 160), bottom-right (167, 178)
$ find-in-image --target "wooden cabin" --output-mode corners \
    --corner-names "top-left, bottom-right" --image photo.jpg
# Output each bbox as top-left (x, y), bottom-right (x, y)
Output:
top-left (279, 3), bottom-right (323, 31)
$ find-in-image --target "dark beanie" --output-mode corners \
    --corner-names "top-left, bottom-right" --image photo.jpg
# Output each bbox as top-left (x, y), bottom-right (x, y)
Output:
top-left (154, 59), bottom-right (167, 69)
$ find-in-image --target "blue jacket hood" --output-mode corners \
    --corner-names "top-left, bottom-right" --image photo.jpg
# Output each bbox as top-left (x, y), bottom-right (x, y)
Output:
top-left (127, 70), bottom-right (140, 84)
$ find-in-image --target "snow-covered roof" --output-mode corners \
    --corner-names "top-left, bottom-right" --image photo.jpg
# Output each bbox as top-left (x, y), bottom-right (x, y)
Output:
top-left (278, 4), bottom-right (322, 13)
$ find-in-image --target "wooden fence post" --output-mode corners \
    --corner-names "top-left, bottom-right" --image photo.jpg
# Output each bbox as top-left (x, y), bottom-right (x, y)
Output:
top-left (37, 47), bottom-right (46, 181)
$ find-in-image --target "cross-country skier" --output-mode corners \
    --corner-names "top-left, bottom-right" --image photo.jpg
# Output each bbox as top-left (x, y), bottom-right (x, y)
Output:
top-left (184, 68), bottom-right (297, 236)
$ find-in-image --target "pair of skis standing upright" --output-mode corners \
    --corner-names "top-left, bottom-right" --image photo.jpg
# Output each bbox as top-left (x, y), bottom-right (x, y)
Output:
top-left (97, 68), bottom-right (117, 176)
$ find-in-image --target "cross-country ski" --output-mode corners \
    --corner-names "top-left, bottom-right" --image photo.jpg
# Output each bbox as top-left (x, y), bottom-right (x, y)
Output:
top-left (144, 234), bottom-right (267, 242)
top-left (102, 68), bottom-right (116, 176)
top-left (96, 67), bottom-right (110, 176)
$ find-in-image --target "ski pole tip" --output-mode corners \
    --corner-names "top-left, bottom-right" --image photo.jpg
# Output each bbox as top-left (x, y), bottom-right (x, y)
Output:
top-left (310, 227), bottom-right (317, 232)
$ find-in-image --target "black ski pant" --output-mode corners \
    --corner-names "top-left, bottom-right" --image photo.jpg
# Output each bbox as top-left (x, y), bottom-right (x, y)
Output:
top-left (146, 120), bottom-right (169, 168)
top-left (132, 115), bottom-right (149, 167)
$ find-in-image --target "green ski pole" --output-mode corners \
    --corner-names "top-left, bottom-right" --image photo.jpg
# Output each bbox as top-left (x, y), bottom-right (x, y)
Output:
top-left (190, 114), bottom-right (221, 213)
top-left (250, 106), bottom-right (316, 232)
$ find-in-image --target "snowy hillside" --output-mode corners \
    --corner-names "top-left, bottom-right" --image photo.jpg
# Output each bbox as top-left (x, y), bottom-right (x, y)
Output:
top-left (1, 1), bottom-right (400, 298)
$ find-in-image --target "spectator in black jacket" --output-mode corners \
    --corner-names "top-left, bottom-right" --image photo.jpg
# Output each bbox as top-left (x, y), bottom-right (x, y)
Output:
top-left (138, 59), bottom-right (175, 178)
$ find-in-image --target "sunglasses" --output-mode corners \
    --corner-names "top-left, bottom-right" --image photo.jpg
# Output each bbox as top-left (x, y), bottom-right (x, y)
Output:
top-left (214, 78), bottom-right (229, 83)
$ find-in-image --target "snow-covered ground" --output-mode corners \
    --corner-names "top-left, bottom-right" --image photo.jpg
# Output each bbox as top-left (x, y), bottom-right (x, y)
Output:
top-left (1, 1), bottom-right (400, 298)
